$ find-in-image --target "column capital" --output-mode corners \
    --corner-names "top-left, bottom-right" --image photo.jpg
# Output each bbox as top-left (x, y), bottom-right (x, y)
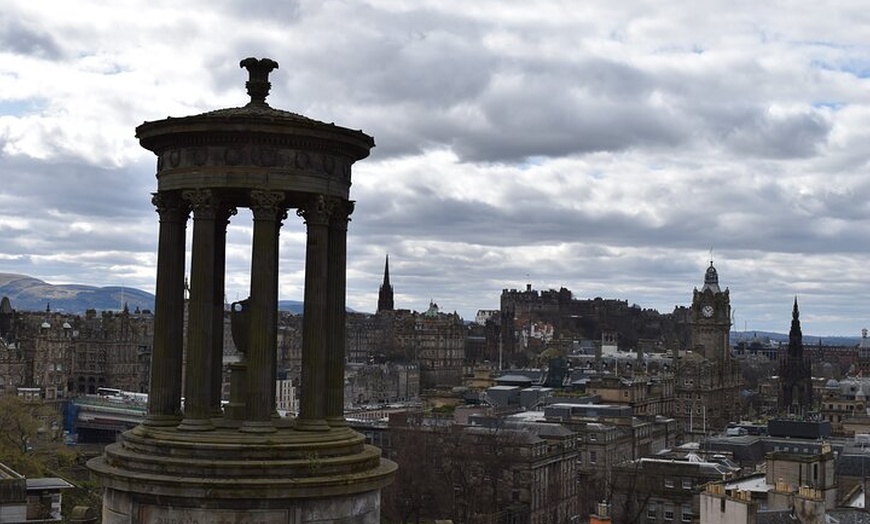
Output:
top-left (250, 190), bottom-right (285, 220)
top-left (152, 192), bottom-right (190, 222)
top-left (296, 194), bottom-right (333, 226)
top-left (218, 205), bottom-right (238, 225)
top-left (183, 189), bottom-right (220, 219)
top-left (329, 199), bottom-right (355, 230)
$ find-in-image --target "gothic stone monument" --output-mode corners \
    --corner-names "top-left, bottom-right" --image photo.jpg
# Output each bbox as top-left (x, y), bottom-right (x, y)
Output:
top-left (88, 58), bottom-right (396, 523)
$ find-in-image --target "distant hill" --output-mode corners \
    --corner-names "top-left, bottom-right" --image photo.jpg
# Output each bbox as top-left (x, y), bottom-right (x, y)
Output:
top-left (731, 330), bottom-right (861, 347)
top-left (0, 273), bottom-right (309, 315)
top-left (278, 300), bottom-right (304, 314)
top-left (0, 273), bottom-right (155, 313)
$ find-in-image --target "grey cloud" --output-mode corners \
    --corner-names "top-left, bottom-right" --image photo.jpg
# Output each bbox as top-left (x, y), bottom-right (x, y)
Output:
top-left (224, 0), bottom-right (301, 21)
top-left (0, 15), bottom-right (63, 60)
top-left (723, 109), bottom-right (831, 158)
top-left (352, 161), bottom-right (870, 261)
top-left (0, 156), bottom-right (153, 219)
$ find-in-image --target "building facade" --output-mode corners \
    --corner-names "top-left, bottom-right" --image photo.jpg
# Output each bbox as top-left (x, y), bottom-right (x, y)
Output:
top-left (675, 263), bottom-right (742, 437)
top-left (0, 300), bottom-right (152, 399)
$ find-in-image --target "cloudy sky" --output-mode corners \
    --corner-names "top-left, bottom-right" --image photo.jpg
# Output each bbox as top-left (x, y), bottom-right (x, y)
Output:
top-left (1, 1), bottom-right (869, 336)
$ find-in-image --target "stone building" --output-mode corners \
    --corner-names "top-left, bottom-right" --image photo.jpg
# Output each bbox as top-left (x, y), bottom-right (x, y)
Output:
top-left (70, 308), bottom-right (152, 395)
top-left (0, 299), bottom-right (152, 398)
top-left (701, 442), bottom-right (850, 524)
top-left (346, 311), bottom-right (391, 364)
top-left (347, 307), bottom-right (467, 390)
top-left (391, 302), bottom-right (466, 388)
top-left (382, 411), bottom-right (579, 524)
top-left (820, 377), bottom-right (870, 436)
top-left (542, 401), bottom-right (678, 517)
top-left (674, 262), bottom-right (742, 437)
top-left (276, 312), bottom-right (303, 380)
top-left (344, 362), bottom-right (420, 406)
top-left (584, 373), bottom-right (676, 417)
top-left (690, 262), bottom-right (732, 363)
top-left (612, 450), bottom-right (739, 524)
top-left (0, 462), bottom-right (73, 523)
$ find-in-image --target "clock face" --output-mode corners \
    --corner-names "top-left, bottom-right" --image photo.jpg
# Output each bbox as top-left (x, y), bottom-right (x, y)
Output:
top-left (702, 305), bottom-right (714, 318)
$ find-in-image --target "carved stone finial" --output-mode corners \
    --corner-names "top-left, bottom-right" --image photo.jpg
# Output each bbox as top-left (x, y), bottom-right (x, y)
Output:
top-left (240, 57), bottom-right (279, 106)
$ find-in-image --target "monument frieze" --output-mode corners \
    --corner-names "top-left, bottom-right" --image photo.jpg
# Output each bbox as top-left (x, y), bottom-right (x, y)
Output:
top-left (157, 146), bottom-right (351, 179)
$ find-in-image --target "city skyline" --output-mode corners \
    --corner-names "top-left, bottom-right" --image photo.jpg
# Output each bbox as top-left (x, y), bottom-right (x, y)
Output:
top-left (1, 2), bottom-right (869, 335)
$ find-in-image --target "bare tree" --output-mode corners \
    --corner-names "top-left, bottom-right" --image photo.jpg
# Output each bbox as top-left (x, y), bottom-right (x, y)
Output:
top-left (609, 460), bottom-right (654, 524)
top-left (382, 417), bottom-right (453, 523)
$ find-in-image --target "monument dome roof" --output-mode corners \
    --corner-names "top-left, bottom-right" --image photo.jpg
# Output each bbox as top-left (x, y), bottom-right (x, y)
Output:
top-left (136, 57), bottom-right (374, 159)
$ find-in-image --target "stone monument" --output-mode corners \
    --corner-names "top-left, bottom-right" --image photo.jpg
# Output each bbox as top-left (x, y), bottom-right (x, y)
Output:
top-left (88, 57), bottom-right (396, 523)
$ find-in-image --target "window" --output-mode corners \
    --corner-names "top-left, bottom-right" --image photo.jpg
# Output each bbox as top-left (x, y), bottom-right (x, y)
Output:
top-left (590, 451), bottom-right (597, 464)
top-left (590, 433), bottom-right (597, 441)
top-left (648, 503), bottom-right (657, 520)
top-left (682, 478), bottom-right (692, 490)
top-left (681, 505), bottom-right (692, 522)
top-left (664, 504), bottom-right (674, 521)
top-left (664, 478), bottom-right (675, 488)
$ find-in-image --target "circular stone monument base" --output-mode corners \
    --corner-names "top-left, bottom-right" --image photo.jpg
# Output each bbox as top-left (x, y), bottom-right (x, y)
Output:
top-left (88, 424), bottom-right (397, 524)
top-left (99, 486), bottom-right (383, 524)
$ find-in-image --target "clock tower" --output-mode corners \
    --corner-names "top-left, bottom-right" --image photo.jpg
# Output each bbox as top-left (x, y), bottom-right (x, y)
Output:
top-left (691, 261), bottom-right (731, 361)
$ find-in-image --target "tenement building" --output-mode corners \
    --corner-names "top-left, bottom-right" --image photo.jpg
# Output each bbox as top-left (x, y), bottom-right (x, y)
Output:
top-left (382, 411), bottom-right (580, 524)
top-left (0, 299), bottom-right (152, 398)
top-left (390, 301), bottom-right (466, 388)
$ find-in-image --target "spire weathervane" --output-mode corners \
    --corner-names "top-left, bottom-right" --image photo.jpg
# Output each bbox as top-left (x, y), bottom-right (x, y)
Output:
top-left (240, 57), bottom-right (279, 106)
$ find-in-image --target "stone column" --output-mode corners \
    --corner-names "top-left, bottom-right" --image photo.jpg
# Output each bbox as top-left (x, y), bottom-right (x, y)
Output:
top-left (296, 195), bottom-right (332, 431)
top-left (325, 199), bottom-right (353, 427)
top-left (144, 191), bottom-right (188, 427)
top-left (241, 190), bottom-right (284, 433)
top-left (178, 189), bottom-right (219, 431)
top-left (210, 206), bottom-right (236, 418)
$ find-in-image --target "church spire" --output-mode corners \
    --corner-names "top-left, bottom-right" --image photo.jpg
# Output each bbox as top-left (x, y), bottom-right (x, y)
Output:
top-left (382, 254), bottom-right (391, 287)
top-left (788, 296), bottom-right (803, 358)
top-left (780, 296), bottom-right (813, 414)
top-left (377, 254), bottom-right (394, 313)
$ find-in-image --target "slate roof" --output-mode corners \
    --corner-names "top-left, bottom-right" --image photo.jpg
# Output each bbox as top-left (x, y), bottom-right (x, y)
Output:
top-left (756, 509), bottom-right (796, 524)
top-left (26, 478), bottom-right (74, 491)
